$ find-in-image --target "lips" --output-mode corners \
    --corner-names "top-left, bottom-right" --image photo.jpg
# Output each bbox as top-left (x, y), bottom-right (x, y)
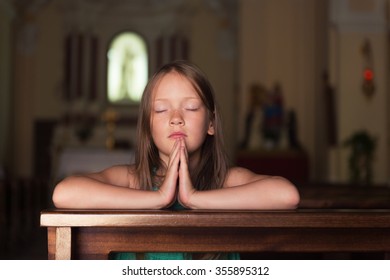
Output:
top-left (169, 132), bottom-right (187, 139)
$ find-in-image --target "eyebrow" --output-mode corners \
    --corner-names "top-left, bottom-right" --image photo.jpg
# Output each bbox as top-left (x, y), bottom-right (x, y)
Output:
top-left (153, 97), bottom-right (201, 102)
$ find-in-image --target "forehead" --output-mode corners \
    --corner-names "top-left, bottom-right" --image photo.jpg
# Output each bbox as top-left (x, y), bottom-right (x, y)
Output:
top-left (152, 72), bottom-right (200, 100)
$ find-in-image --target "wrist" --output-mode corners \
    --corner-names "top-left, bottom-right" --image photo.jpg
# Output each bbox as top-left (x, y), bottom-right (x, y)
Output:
top-left (156, 187), bottom-right (176, 209)
top-left (178, 189), bottom-right (198, 209)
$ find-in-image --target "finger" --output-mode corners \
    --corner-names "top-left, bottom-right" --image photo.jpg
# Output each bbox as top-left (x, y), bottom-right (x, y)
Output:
top-left (181, 138), bottom-right (188, 161)
top-left (179, 145), bottom-right (188, 171)
top-left (161, 140), bottom-right (181, 198)
top-left (178, 139), bottom-right (188, 166)
top-left (168, 140), bottom-right (180, 167)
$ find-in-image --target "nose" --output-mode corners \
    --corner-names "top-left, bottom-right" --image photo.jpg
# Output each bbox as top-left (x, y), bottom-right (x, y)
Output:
top-left (170, 110), bottom-right (184, 126)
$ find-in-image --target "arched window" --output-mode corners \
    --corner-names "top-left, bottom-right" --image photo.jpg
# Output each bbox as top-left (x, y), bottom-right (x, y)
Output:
top-left (107, 32), bottom-right (148, 104)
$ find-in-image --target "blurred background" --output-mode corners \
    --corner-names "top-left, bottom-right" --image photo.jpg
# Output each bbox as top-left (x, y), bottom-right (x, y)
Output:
top-left (1, 0), bottom-right (390, 259)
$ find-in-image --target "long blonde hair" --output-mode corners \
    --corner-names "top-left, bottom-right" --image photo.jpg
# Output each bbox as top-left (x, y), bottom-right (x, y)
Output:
top-left (134, 60), bottom-right (230, 190)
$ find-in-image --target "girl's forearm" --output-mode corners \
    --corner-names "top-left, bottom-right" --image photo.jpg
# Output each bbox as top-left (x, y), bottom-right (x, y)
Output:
top-left (52, 175), bottom-right (170, 209)
top-left (186, 177), bottom-right (300, 210)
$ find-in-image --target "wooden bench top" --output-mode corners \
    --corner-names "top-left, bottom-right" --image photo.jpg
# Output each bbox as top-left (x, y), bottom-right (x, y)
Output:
top-left (40, 209), bottom-right (390, 259)
top-left (41, 209), bottom-right (390, 228)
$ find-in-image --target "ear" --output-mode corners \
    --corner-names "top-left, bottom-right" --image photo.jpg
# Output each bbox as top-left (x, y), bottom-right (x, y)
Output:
top-left (207, 121), bottom-right (215, 135)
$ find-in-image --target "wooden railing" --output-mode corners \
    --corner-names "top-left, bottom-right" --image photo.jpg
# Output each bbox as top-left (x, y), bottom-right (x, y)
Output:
top-left (40, 209), bottom-right (390, 260)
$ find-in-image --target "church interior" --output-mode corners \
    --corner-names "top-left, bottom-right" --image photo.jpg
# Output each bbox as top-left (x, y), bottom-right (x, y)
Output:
top-left (1, 0), bottom-right (390, 259)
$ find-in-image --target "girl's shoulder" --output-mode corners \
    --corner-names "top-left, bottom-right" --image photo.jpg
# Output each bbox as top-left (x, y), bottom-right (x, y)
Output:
top-left (224, 166), bottom-right (269, 188)
top-left (93, 164), bottom-right (139, 188)
top-left (98, 164), bottom-right (135, 175)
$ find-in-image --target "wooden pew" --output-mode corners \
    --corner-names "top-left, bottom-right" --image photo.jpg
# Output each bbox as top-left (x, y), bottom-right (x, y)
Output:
top-left (40, 209), bottom-right (390, 260)
top-left (298, 184), bottom-right (390, 209)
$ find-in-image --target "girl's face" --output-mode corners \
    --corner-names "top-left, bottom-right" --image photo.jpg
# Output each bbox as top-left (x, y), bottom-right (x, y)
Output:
top-left (150, 72), bottom-right (214, 166)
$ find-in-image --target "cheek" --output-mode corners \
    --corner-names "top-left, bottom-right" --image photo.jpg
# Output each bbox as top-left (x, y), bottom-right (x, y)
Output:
top-left (150, 126), bottom-right (161, 148)
top-left (187, 117), bottom-right (210, 141)
top-left (150, 118), bottom-right (169, 143)
top-left (151, 116), bottom-right (166, 131)
top-left (198, 116), bottom-right (211, 133)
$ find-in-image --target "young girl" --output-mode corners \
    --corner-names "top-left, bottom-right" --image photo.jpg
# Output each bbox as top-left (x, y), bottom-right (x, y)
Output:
top-left (52, 60), bottom-right (299, 259)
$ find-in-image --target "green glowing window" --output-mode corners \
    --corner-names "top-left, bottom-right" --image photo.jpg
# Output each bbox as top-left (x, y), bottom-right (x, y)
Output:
top-left (107, 32), bottom-right (148, 104)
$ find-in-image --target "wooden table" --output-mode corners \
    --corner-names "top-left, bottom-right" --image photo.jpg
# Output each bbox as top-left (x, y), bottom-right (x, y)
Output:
top-left (40, 209), bottom-right (390, 260)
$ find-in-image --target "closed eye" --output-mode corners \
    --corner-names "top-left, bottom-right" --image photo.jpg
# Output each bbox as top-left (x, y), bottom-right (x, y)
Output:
top-left (185, 107), bottom-right (199, 111)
